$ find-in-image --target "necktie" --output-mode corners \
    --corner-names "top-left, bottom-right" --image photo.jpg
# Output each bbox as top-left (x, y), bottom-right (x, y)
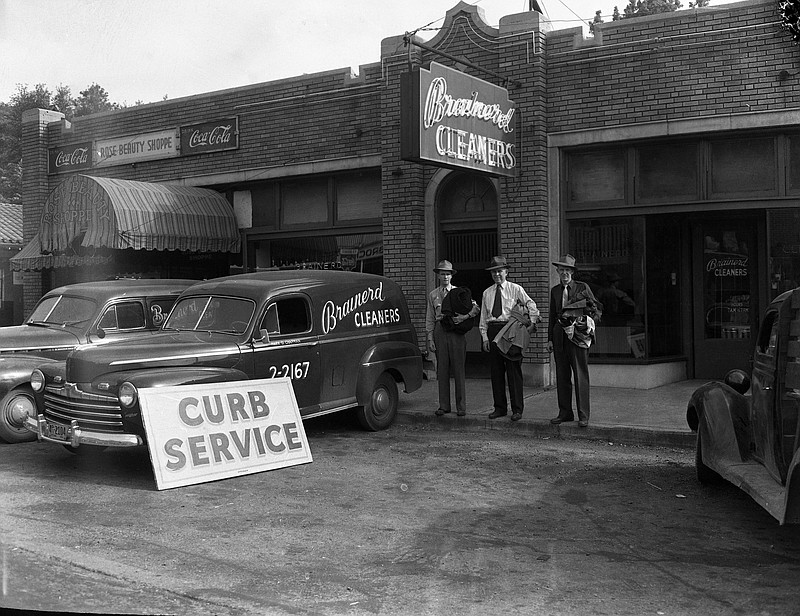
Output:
top-left (562, 284), bottom-right (569, 308)
top-left (492, 284), bottom-right (503, 318)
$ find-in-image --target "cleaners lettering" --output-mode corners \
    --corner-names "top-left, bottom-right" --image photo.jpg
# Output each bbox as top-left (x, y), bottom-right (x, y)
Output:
top-left (163, 390), bottom-right (303, 471)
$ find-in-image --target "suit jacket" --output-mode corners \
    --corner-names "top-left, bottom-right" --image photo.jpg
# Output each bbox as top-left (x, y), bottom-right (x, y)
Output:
top-left (548, 280), bottom-right (598, 344)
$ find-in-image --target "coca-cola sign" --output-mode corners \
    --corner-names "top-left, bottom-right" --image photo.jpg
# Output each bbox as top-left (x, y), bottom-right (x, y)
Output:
top-left (48, 142), bottom-right (92, 174)
top-left (180, 117), bottom-right (239, 156)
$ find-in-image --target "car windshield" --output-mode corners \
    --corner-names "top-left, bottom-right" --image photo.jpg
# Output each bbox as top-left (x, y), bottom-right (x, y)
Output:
top-left (27, 295), bottom-right (97, 328)
top-left (164, 295), bottom-right (255, 334)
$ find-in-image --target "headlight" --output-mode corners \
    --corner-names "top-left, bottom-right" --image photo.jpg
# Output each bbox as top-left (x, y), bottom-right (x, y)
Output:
top-left (30, 369), bottom-right (45, 392)
top-left (118, 382), bottom-right (138, 408)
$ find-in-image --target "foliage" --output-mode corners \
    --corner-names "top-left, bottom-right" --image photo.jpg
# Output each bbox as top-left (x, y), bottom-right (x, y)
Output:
top-left (780, 0), bottom-right (800, 44)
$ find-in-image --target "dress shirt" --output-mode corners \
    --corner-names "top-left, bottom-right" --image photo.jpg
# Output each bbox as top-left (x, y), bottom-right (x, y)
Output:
top-left (479, 280), bottom-right (539, 341)
top-left (425, 285), bottom-right (454, 335)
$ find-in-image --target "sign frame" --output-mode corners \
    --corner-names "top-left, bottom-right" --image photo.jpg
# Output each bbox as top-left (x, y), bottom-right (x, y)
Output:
top-left (401, 61), bottom-right (518, 178)
top-left (140, 378), bottom-right (313, 490)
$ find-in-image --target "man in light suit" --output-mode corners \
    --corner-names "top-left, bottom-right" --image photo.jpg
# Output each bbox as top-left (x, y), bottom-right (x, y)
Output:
top-left (546, 254), bottom-right (599, 428)
top-left (479, 256), bottom-right (539, 422)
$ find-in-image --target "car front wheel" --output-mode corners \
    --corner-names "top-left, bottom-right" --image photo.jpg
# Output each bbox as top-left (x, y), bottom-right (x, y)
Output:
top-left (357, 373), bottom-right (398, 431)
top-left (0, 388), bottom-right (37, 443)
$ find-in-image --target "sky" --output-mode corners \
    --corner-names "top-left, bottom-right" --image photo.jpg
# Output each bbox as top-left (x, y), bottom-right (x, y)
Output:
top-left (0, 0), bottom-right (739, 107)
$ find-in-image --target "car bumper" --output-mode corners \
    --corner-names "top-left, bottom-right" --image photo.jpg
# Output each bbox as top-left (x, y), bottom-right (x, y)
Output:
top-left (24, 414), bottom-right (142, 448)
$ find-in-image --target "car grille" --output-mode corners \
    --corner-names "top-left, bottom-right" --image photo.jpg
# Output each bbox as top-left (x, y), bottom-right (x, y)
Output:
top-left (43, 383), bottom-right (125, 434)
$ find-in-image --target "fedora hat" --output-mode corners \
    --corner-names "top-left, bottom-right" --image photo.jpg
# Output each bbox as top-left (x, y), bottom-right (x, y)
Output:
top-left (552, 254), bottom-right (577, 269)
top-left (485, 256), bottom-right (510, 271)
top-left (433, 259), bottom-right (456, 274)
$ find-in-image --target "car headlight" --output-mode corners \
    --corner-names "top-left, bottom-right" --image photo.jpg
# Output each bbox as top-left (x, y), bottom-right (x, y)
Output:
top-left (31, 369), bottom-right (45, 393)
top-left (118, 382), bottom-right (138, 408)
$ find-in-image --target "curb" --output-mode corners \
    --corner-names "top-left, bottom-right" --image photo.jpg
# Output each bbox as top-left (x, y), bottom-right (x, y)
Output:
top-left (395, 411), bottom-right (695, 449)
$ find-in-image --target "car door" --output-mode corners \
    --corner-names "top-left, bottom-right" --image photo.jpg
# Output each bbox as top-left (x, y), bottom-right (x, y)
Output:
top-left (250, 294), bottom-right (320, 414)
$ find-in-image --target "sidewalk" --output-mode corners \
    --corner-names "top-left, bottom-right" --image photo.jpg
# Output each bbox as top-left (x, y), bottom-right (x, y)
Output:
top-left (396, 377), bottom-right (704, 449)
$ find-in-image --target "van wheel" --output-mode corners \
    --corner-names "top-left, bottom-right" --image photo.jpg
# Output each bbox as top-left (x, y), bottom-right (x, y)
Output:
top-left (357, 373), bottom-right (398, 431)
top-left (696, 431), bottom-right (723, 485)
top-left (0, 388), bottom-right (37, 443)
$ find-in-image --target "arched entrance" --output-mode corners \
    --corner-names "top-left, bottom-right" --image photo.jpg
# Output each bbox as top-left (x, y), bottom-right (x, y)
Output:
top-left (433, 171), bottom-right (499, 370)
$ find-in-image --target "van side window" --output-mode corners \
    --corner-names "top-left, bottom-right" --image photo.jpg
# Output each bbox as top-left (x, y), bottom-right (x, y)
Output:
top-left (757, 311), bottom-right (779, 356)
top-left (99, 302), bottom-right (146, 331)
top-left (261, 297), bottom-right (311, 336)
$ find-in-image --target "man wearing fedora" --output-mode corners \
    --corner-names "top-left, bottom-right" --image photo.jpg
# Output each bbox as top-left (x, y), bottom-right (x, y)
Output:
top-left (479, 256), bottom-right (539, 421)
top-left (547, 254), bottom-right (599, 427)
top-left (426, 260), bottom-right (479, 417)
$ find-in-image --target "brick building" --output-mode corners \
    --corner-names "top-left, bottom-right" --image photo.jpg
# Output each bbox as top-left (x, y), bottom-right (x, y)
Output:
top-left (17, 0), bottom-right (800, 388)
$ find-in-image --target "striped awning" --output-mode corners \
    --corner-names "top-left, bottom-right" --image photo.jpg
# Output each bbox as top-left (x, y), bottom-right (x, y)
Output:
top-left (43, 174), bottom-right (238, 249)
top-left (10, 233), bottom-right (111, 271)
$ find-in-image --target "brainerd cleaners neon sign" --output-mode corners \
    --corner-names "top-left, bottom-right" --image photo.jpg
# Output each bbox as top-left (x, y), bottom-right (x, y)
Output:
top-left (401, 62), bottom-right (517, 178)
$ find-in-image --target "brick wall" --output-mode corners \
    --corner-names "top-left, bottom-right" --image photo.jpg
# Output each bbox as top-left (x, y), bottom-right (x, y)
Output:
top-left (546, 0), bottom-right (799, 132)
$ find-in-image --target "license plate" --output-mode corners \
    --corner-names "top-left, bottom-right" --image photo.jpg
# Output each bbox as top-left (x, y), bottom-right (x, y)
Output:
top-left (44, 421), bottom-right (69, 441)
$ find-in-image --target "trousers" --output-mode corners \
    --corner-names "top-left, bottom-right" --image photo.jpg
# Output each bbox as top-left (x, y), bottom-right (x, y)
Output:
top-left (434, 322), bottom-right (467, 413)
top-left (487, 321), bottom-right (524, 415)
top-left (553, 328), bottom-right (590, 422)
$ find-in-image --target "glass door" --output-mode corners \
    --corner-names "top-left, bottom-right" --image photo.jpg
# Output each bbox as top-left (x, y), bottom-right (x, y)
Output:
top-left (692, 219), bottom-right (758, 378)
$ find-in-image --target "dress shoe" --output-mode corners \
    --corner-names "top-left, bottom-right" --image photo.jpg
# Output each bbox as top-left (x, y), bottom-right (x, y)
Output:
top-left (487, 411), bottom-right (507, 419)
top-left (510, 412), bottom-right (523, 422)
top-left (456, 411), bottom-right (466, 417)
top-left (578, 420), bottom-right (589, 427)
top-left (435, 409), bottom-right (451, 416)
top-left (550, 416), bottom-right (574, 425)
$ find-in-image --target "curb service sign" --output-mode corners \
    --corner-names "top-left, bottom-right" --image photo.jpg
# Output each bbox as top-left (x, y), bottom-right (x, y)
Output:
top-left (140, 378), bottom-right (312, 490)
top-left (401, 61), bottom-right (517, 178)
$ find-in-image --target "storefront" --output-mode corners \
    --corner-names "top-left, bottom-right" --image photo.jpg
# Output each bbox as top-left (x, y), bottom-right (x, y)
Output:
top-left (19, 0), bottom-right (800, 388)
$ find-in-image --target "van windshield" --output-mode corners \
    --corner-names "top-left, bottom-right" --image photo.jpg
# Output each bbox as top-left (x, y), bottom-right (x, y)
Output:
top-left (164, 296), bottom-right (255, 334)
top-left (27, 295), bottom-right (97, 328)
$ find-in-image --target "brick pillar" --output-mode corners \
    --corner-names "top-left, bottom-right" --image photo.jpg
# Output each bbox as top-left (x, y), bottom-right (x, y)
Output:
top-left (380, 35), bottom-right (429, 351)
top-left (21, 108), bottom-right (64, 316)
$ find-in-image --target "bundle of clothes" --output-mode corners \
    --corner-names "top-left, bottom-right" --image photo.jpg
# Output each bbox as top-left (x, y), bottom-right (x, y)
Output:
top-left (558, 291), bottom-right (602, 349)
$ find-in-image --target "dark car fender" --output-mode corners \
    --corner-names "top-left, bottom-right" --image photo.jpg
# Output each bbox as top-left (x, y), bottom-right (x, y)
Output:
top-left (355, 340), bottom-right (422, 405)
top-left (783, 448), bottom-right (800, 524)
top-left (100, 366), bottom-right (251, 392)
top-left (93, 366), bottom-right (251, 438)
top-left (0, 355), bottom-right (60, 399)
top-left (687, 381), bottom-right (751, 465)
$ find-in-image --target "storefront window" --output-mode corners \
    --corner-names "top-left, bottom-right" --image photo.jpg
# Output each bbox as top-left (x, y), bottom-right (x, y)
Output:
top-left (569, 217), bottom-right (646, 359)
top-left (768, 209), bottom-right (800, 300)
top-left (700, 221), bottom-right (753, 340)
top-left (636, 143), bottom-right (698, 203)
top-left (251, 232), bottom-right (382, 274)
top-left (565, 150), bottom-right (625, 207)
top-left (709, 137), bottom-right (777, 198)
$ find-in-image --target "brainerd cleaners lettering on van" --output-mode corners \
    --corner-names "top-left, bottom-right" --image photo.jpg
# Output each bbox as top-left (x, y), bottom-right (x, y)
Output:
top-left (321, 282), bottom-right (400, 334)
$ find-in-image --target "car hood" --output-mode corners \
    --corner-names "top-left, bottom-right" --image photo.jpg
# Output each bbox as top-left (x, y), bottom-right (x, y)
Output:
top-left (66, 331), bottom-right (243, 382)
top-left (0, 324), bottom-right (82, 353)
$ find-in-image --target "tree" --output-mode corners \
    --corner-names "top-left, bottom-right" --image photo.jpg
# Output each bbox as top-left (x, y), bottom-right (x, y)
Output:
top-left (0, 82), bottom-right (121, 203)
top-left (620, 0), bottom-right (684, 18)
top-left (74, 83), bottom-right (119, 117)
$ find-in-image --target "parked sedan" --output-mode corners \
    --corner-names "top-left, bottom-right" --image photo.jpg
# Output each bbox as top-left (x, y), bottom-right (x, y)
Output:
top-left (0, 278), bottom-right (196, 443)
top-left (26, 270), bottom-right (423, 451)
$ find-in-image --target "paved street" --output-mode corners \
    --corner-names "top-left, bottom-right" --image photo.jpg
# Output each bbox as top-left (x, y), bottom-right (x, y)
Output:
top-left (2, 418), bottom-right (800, 616)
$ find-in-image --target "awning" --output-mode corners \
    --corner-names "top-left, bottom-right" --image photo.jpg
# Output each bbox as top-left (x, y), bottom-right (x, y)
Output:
top-left (12, 175), bottom-right (240, 271)
top-left (10, 233), bottom-right (111, 271)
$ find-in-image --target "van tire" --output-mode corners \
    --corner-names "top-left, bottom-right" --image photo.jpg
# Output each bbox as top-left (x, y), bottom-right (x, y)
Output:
top-left (696, 431), bottom-right (723, 485)
top-left (357, 373), bottom-right (398, 431)
top-left (0, 388), bottom-right (37, 443)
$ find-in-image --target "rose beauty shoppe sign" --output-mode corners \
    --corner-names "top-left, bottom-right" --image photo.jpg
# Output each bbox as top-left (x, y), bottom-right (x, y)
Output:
top-left (401, 61), bottom-right (517, 178)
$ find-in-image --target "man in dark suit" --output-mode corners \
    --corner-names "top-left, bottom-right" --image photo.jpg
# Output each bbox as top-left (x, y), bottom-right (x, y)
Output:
top-left (546, 254), bottom-right (599, 428)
